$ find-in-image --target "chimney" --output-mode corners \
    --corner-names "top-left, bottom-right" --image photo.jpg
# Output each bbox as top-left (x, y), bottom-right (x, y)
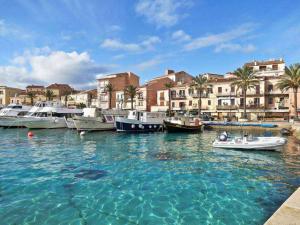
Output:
top-left (165, 69), bottom-right (175, 75)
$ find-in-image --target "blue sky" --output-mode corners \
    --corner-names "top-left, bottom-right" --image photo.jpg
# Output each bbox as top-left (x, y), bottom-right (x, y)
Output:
top-left (1, 0), bottom-right (300, 89)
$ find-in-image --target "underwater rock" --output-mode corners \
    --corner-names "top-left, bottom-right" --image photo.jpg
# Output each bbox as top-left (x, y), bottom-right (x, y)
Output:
top-left (75, 169), bottom-right (107, 180)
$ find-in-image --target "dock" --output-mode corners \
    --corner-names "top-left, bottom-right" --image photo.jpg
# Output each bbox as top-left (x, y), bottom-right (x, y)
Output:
top-left (264, 187), bottom-right (300, 225)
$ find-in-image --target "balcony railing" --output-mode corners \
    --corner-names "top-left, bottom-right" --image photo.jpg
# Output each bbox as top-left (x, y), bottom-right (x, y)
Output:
top-left (239, 104), bottom-right (265, 109)
top-left (216, 92), bottom-right (236, 97)
top-left (217, 105), bottom-right (238, 110)
top-left (171, 95), bottom-right (186, 100)
top-left (159, 97), bottom-right (165, 100)
top-left (190, 93), bottom-right (209, 98)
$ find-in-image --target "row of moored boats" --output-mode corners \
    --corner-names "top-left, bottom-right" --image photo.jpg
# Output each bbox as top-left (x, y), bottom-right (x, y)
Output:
top-left (0, 102), bottom-right (287, 151)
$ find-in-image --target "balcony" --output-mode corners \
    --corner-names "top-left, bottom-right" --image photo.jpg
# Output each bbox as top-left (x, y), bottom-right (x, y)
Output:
top-left (216, 92), bottom-right (236, 97)
top-left (217, 105), bottom-right (238, 110)
top-left (191, 93), bottom-right (209, 98)
top-left (159, 97), bottom-right (165, 101)
top-left (239, 104), bottom-right (265, 109)
top-left (171, 94), bottom-right (186, 100)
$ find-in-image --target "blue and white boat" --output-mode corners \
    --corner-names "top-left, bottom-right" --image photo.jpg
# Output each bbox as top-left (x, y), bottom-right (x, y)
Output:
top-left (115, 110), bottom-right (165, 132)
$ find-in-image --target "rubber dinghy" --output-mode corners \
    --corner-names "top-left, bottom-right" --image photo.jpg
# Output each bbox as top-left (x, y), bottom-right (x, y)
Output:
top-left (213, 132), bottom-right (287, 151)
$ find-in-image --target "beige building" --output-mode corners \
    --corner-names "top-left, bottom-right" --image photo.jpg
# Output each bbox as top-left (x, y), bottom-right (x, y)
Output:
top-left (0, 86), bottom-right (24, 105)
top-left (62, 89), bottom-right (97, 108)
top-left (46, 83), bottom-right (74, 99)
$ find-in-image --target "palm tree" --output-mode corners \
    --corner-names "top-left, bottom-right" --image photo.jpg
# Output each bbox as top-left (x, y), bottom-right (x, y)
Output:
top-left (276, 64), bottom-right (300, 119)
top-left (231, 66), bottom-right (259, 119)
top-left (105, 83), bottom-right (114, 109)
top-left (27, 92), bottom-right (36, 106)
top-left (191, 75), bottom-right (208, 116)
top-left (124, 85), bottom-right (138, 110)
top-left (164, 82), bottom-right (174, 117)
top-left (64, 90), bottom-right (72, 107)
top-left (45, 89), bottom-right (55, 101)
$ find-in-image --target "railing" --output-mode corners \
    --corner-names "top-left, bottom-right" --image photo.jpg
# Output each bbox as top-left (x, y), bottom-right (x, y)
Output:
top-left (216, 92), bottom-right (236, 97)
top-left (190, 93), bottom-right (209, 98)
top-left (239, 104), bottom-right (265, 109)
top-left (216, 105), bottom-right (238, 110)
top-left (159, 97), bottom-right (165, 101)
top-left (171, 95), bottom-right (186, 100)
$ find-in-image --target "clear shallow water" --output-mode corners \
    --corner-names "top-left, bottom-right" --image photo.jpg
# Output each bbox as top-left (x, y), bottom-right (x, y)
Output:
top-left (0, 129), bottom-right (300, 225)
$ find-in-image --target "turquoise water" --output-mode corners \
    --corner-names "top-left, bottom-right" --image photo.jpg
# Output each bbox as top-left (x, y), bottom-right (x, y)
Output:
top-left (0, 129), bottom-right (300, 225)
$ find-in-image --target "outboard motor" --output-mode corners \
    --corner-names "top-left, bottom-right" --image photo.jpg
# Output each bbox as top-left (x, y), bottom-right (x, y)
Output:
top-left (219, 131), bottom-right (228, 141)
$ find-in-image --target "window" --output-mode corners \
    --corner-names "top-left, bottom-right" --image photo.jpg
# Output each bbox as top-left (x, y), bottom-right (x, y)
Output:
top-left (259, 65), bottom-right (267, 71)
top-left (0, 91), bottom-right (3, 95)
top-left (254, 98), bottom-right (260, 106)
top-left (268, 97), bottom-right (273, 105)
top-left (207, 88), bottom-right (213, 94)
top-left (218, 99), bottom-right (222, 106)
top-left (188, 89), bottom-right (194, 95)
top-left (268, 84), bottom-right (273, 92)
top-left (189, 100), bottom-right (192, 106)
top-left (272, 64), bottom-right (278, 70)
top-left (172, 102), bottom-right (175, 107)
top-left (208, 100), bottom-right (211, 106)
top-left (230, 99), bottom-right (235, 105)
top-left (256, 85), bottom-right (260, 94)
top-left (179, 90), bottom-right (185, 97)
top-left (231, 86), bottom-right (235, 93)
top-left (240, 98), bottom-right (244, 106)
top-left (218, 87), bottom-right (222, 93)
top-left (179, 102), bottom-right (185, 108)
top-left (160, 101), bottom-right (164, 106)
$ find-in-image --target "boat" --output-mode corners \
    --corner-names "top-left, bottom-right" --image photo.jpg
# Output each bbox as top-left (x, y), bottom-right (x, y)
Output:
top-left (0, 104), bottom-right (32, 127)
top-left (164, 117), bottom-right (203, 132)
top-left (0, 102), bottom-right (55, 128)
top-left (115, 110), bottom-right (165, 132)
top-left (280, 128), bottom-right (292, 136)
top-left (212, 132), bottom-right (287, 151)
top-left (73, 108), bottom-right (116, 131)
top-left (23, 102), bottom-right (83, 129)
top-left (203, 121), bottom-right (278, 128)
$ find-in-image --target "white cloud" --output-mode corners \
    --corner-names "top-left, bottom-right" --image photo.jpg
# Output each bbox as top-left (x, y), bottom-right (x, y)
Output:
top-left (214, 43), bottom-right (256, 53)
top-left (183, 23), bottom-right (256, 51)
top-left (135, 55), bottom-right (165, 71)
top-left (172, 30), bottom-right (191, 42)
top-left (100, 36), bottom-right (161, 52)
top-left (0, 19), bottom-right (31, 39)
top-left (0, 48), bottom-right (113, 89)
top-left (135, 0), bottom-right (191, 28)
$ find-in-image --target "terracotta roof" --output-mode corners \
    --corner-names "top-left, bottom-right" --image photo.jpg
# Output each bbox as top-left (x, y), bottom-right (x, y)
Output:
top-left (97, 72), bottom-right (139, 80)
top-left (26, 85), bottom-right (44, 89)
top-left (245, 59), bottom-right (285, 67)
top-left (47, 83), bottom-right (72, 89)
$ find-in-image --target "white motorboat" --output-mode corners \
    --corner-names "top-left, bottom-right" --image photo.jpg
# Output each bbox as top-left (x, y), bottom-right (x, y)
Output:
top-left (73, 108), bottom-right (116, 131)
top-left (0, 102), bottom-right (53, 128)
top-left (115, 110), bottom-right (165, 132)
top-left (212, 132), bottom-right (287, 151)
top-left (0, 104), bottom-right (32, 127)
top-left (23, 102), bottom-right (83, 129)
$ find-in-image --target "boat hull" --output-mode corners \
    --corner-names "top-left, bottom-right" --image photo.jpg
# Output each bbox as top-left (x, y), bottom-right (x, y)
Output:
top-left (164, 120), bottom-right (202, 132)
top-left (213, 137), bottom-right (287, 151)
top-left (73, 117), bottom-right (115, 131)
top-left (115, 118), bottom-right (163, 132)
top-left (23, 117), bottom-right (67, 129)
top-left (0, 116), bottom-right (35, 128)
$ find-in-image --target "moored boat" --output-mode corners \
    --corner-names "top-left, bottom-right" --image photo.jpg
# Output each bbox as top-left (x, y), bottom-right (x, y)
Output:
top-left (115, 110), bottom-right (165, 132)
top-left (164, 117), bottom-right (203, 132)
top-left (212, 132), bottom-right (287, 151)
top-left (73, 108), bottom-right (116, 131)
top-left (0, 104), bottom-right (32, 128)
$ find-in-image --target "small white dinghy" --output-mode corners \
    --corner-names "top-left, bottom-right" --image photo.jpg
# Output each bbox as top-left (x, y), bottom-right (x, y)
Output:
top-left (213, 132), bottom-right (287, 151)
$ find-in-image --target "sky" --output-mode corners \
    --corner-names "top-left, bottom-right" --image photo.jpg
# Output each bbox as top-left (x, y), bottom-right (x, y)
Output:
top-left (1, 0), bottom-right (300, 89)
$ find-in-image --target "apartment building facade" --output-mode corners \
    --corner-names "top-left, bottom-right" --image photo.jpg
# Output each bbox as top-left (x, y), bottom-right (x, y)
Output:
top-left (97, 72), bottom-right (140, 109)
top-left (46, 83), bottom-right (74, 98)
top-left (0, 86), bottom-right (23, 105)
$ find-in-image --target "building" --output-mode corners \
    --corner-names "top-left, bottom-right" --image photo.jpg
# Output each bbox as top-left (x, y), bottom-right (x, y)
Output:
top-left (150, 70), bottom-right (193, 111)
top-left (97, 72), bottom-right (140, 109)
top-left (46, 83), bottom-right (74, 99)
top-left (0, 86), bottom-right (24, 105)
top-left (26, 85), bottom-right (45, 93)
top-left (61, 89), bottom-right (98, 108)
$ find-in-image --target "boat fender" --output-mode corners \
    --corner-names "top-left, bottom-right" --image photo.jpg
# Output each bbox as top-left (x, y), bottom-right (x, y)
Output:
top-left (131, 124), bottom-right (135, 128)
top-left (139, 124), bottom-right (143, 129)
top-left (154, 125), bottom-right (157, 128)
top-left (27, 131), bottom-right (34, 137)
top-left (219, 134), bottom-right (227, 141)
top-left (149, 125), bottom-right (152, 129)
top-left (80, 131), bottom-right (86, 136)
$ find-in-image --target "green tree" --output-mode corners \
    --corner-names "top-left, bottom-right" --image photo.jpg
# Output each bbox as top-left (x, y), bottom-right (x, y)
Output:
top-left (124, 85), bottom-right (138, 110)
top-left (77, 103), bottom-right (86, 109)
top-left (164, 82), bottom-right (174, 117)
top-left (231, 66), bottom-right (259, 119)
top-left (64, 90), bottom-right (73, 107)
top-left (105, 83), bottom-right (114, 109)
top-left (191, 75), bottom-right (208, 116)
top-left (27, 92), bottom-right (36, 106)
top-left (45, 89), bottom-right (55, 101)
top-left (276, 64), bottom-right (300, 119)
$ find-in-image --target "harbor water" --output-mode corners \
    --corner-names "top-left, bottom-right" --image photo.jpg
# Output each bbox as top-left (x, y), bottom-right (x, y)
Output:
top-left (0, 129), bottom-right (300, 224)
